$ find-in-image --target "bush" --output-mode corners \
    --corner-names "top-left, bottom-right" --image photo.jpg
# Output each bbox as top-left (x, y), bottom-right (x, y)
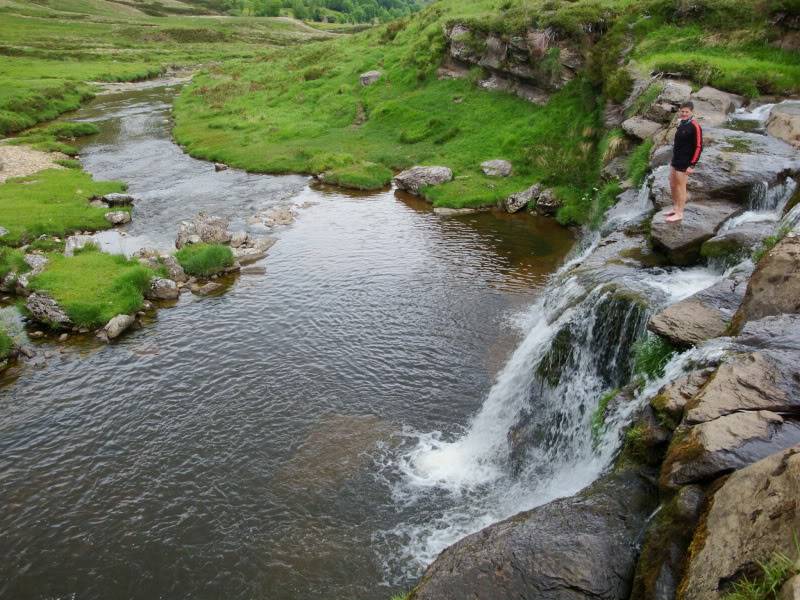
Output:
top-left (633, 334), bottom-right (676, 379)
top-left (175, 243), bottom-right (234, 277)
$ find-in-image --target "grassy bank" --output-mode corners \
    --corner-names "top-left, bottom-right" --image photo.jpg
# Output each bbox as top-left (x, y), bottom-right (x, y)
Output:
top-left (172, 0), bottom-right (800, 222)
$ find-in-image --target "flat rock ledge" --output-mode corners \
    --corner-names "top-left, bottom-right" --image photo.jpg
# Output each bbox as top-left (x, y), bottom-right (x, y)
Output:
top-left (650, 201), bottom-right (742, 265)
top-left (393, 166), bottom-right (453, 196)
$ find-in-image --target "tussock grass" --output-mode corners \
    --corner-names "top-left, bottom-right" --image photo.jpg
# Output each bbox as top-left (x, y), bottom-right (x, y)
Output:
top-left (0, 327), bottom-right (12, 361)
top-left (633, 334), bottom-right (676, 379)
top-left (175, 243), bottom-right (234, 277)
top-left (29, 245), bottom-right (153, 328)
top-left (723, 545), bottom-right (799, 600)
top-left (0, 169), bottom-right (125, 246)
top-left (0, 247), bottom-right (29, 280)
top-left (627, 140), bottom-right (654, 187)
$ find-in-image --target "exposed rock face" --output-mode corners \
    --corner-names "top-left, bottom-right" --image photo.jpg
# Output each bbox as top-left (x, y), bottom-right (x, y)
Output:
top-left (623, 117), bottom-right (663, 140)
top-left (480, 159), bottom-right (512, 177)
top-left (26, 293), bottom-right (71, 328)
top-left (101, 192), bottom-right (134, 206)
top-left (780, 576), bottom-right (800, 600)
top-left (766, 101), bottom-right (800, 148)
top-left (410, 467), bottom-right (658, 600)
top-left (104, 211), bottom-right (131, 225)
top-left (689, 86), bottom-right (744, 127)
top-left (535, 187), bottom-right (561, 216)
top-left (229, 231), bottom-right (249, 248)
top-left (359, 70), bottom-right (381, 86)
top-left (650, 202), bottom-right (742, 265)
top-left (175, 212), bottom-right (231, 248)
top-left (680, 445), bottom-right (800, 600)
top-left (660, 410), bottom-right (800, 489)
top-left (701, 221), bottom-right (775, 263)
top-left (147, 278), bottom-right (179, 301)
top-left (103, 314), bottom-right (135, 340)
top-left (643, 81), bottom-right (693, 123)
top-left (650, 128), bottom-right (800, 208)
top-left (160, 255), bottom-right (187, 283)
top-left (650, 368), bottom-right (715, 429)
top-left (734, 233), bottom-right (800, 326)
top-left (504, 183), bottom-right (541, 213)
top-left (648, 267), bottom-right (751, 347)
top-left (393, 166), bottom-right (453, 196)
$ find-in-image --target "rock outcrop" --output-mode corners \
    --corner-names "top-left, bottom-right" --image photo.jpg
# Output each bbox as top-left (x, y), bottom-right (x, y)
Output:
top-left (623, 117), bottom-right (663, 140)
top-left (26, 293), bottom-right (71, 328)
top-left (393, 166), bottom-right (453, 196)
top-left (680, 445), bottom-right (800, 600)
top-left (410, 467), bottom-right (657, 600)
top-left (175, 212), bottom-right (231, 248)
top-left (650, 202), bottom-right (742, 265)
top-left (767, 101), bottom-right (800, 148)
top-left (701, 221), bottom-right (775, 263)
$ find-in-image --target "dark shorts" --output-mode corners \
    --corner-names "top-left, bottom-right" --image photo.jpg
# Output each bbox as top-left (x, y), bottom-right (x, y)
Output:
top-left (671, 162), bottom-right (690, 172)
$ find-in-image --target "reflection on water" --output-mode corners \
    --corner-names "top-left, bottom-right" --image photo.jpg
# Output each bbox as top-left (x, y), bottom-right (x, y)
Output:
top-left (0, 83), bottom-right (574, 599)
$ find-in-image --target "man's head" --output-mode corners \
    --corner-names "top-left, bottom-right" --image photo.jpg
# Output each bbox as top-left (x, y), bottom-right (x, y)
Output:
top-left (678, 101), bottom-right (694, 120)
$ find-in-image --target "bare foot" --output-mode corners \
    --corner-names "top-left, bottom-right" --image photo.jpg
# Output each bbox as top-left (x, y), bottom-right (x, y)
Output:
top-left (666, 213), bottom-right (683, 222)
top-left (664, 210), bottom-right (676, 217)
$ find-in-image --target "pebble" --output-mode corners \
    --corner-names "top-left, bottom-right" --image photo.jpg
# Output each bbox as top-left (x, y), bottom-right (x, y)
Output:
top-left (58, 333), bottom-right (68, 342)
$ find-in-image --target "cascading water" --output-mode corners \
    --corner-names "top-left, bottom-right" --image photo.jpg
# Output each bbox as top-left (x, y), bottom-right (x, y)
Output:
top-left (379, 193), bottom-right (725, 581)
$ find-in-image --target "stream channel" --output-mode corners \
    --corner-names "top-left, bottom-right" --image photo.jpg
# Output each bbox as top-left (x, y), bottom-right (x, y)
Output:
top-left (0, 80), bottom-right (578, 598)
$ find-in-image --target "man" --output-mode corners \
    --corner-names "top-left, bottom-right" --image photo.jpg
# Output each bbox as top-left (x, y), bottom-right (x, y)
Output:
top-left (667, 100), bottom-right (703, 222)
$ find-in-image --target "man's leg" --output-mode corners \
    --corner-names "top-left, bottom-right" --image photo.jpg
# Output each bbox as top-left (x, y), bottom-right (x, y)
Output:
top-left (667, 170), bottom-right (688, 221)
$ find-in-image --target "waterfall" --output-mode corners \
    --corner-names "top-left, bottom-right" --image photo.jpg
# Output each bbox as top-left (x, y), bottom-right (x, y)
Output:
top-left (382, 200), bottom-right (724, 579)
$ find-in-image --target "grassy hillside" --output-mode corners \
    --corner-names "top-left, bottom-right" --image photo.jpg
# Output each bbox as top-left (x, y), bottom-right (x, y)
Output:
top-left (0, 1), bottom-right (331, 134)
top-left (173, 0), bottom-right (800, 222)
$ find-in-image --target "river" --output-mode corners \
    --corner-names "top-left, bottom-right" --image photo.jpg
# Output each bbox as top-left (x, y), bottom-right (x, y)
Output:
top-left (0, 81), bottom-right (576, 599)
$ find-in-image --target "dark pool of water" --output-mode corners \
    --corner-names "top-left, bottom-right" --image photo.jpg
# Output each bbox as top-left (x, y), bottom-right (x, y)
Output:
top-left (0, 82), bottom-right (574, 600)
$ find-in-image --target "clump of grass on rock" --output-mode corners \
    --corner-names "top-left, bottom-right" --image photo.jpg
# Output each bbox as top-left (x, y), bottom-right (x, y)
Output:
top-left (29, 245), bottom-right (153, 329)
top-left (175, 243), bottom-right (234, 277)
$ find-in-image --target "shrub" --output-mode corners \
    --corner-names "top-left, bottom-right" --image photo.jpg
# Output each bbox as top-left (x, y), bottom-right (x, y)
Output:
top-left (175, 243), bottom-right (234, 277)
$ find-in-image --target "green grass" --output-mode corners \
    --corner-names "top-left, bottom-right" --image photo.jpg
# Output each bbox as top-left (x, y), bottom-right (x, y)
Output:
top-left (752, 225), bottom-right (791, 263)
top-left (323, 162), bottom-right (394, 190)
top-left (175, 243), bottom-right (234, 277)
top-left (633, 334), bottom-right (676, 379)
top-left (627, 140), bottom-right (653, 187)
top-left (0, 327), bottom-right (12, 361)
top-left (28, 245), bottom-right (153, 328)
top-left (723, 546), bottom-right (799, 600)
top-left (0, 169), bottom-right (125, 246)
top-left (0, 247), bottom-right (29, 280)
top-left (591, 387), bottom-right (620, 444)
top-left (9, 121), bottom-right (101, 155)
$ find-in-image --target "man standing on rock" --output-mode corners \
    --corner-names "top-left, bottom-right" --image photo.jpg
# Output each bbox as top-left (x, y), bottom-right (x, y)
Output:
top-left (667, 101), bottom-right (703, 222)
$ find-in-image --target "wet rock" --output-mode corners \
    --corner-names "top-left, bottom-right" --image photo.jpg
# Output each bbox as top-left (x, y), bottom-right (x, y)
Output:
top-left (433, 207), bottom-right (487, 216)
top-left (175, 212), bottom-right (231, 248)
top-left (229, 230), bottom-right (249, 248)
top-left (101, 192), bottom-right (134, 206)
top-left (480, 159), bottom-right (512, 177)
top-left (534, 188), bottom-right (561, 216)
top-left (160, 255), bottom-right (187, 283)
top-left (629, 484), bottom-right (706, 600)
top-left (410, 466), bottom-right (658, 600)
top-left (660, 411), bottom-right (800, 489)
top-left (214, 162), bottom-right (228, 172)
top-left (733, 233), bottom-right (800, 327)
top-left (259, 207), bottom-right (294, 227)
top-left (393, 166), bottom-right (453, 196)
top-left (233, 237), bottom-right (276, 265)
top-left (623, 116), bottom-right (663, 140)
top-left (194, 282), bottom-right (222, 296)
top-left (241, 265), bottom-right (266, 275)
top-left (650, 128), bottom-right (800, 208)
top-left (146, 277), bottom-right (179, 301)
top-left (701, 220), bottom-right (775, 263)
top-left (26, 293), bottom-right (71, 329)
top-left (650, 144), bottom-right (673, 169)
top-left (104, 211), bottom-right (131, 225)
top-left (359, 70), bottom-right (381, 86)
top-left (504, 183), bottom-right (541, 213)
top-left (650, 368), bottom-right (715, 429)
top-left (103, 314), bottom-right (135, 340)
top-left (650, 201), bottom-right (742, 265)
top-left (767, 101), bottom-right (800, 148)
top-left (683, 351), bottom-right (800, 425)
top-left (648, 266), bottom-right (751, 346)
top-left (681, 445), bottom-right (800, 600)
top-left (602, 155), bottom-right (629, 181)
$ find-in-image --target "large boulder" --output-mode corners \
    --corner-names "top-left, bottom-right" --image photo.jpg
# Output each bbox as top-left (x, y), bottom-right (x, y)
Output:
top-left (648, 267), bottom-right (751, 347)
top-left (650, 128), bottom-right (800, 208)
top-left (650, 201), bottom-right (742, 265)
top-left (733, 232), bottom-right (800, 327)
top-left (101, 192), bottom-right (134, 207)
top-left (146, 278), bottom-right (179, 301)
top-left (26, 293), bottom-right (71, 329)
top-left (535, 187), bottom-right (561, 216)
top-left (623, 116), bottom-right (663, 140)
top-left (766, 101), bottom-right (800, 148)
top-left (175, 212), bottom-right (231, 249)
top-left (409, 467), bottom-right (658, 600)
top-left (504, 183), bottom-right (541, 213)
top-left (680, 445), bottom-right (800, 600)
top-left (690, 86), bottom-right (744, 127)
top-left (393, 166), bottom-right (453, 196)
top-left (700, 220), bottom-right (776, 264)
top-left (643, 80), bottom-right (693, 123)
top-left (650, 368), bottom-right (715, 430)
top-left (660, 410), bottom-right (800, 489)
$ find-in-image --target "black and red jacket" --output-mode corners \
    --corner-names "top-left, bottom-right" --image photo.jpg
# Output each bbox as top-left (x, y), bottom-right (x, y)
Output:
top-left (672, 117), bottom-right (703, 169)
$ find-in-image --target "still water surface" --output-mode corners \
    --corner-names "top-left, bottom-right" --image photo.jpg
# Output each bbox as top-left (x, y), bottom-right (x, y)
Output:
top-left (0, 82), bottom-right (574, 599)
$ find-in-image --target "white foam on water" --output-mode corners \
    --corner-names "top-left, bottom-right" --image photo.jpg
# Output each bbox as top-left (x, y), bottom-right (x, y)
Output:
top-left (731, 103), bottom-right (775, 124)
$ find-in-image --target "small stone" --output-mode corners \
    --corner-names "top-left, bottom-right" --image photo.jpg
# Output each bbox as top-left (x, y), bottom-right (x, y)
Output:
top-left (393, 166), bottom-right (453, 196)
top-left (230, 231), bottom-right (249, 248)
top-left (103, 314), bottom-right (135, 340)
top-left (359, 70), bottom-right (382, 86)
top-left (480, 159), bottom-right (513, 177)
top-left (104, 211), bottom-right (131, 225)
top-left (30, 331), bottom-right (44, 338)
top-left (505, 183), bottom-right (541, 213)
top-left (195, 282), bottom-right (222, 296)
top-left (102, 193), bottom-right (135, 206)
top-left (214, 162), bottom-right (228, 172)
top-left (58, 333), bottom-right (68, 342)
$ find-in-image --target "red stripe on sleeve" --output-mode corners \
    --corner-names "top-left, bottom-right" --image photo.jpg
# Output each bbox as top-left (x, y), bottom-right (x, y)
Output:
top-left (690, 119), bottom-right (703, 165)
